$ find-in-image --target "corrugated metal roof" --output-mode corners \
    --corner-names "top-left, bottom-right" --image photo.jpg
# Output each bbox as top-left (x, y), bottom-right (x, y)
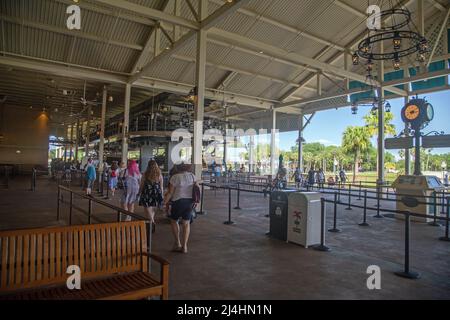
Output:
top-left (0, 0), bottom-right (447, 129)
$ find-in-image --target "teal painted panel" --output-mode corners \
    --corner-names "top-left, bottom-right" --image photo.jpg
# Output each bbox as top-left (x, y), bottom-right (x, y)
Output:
top-left (349, 80), bottom-right (372, 103)
top-left (410, 60), bottom-right (446, 91)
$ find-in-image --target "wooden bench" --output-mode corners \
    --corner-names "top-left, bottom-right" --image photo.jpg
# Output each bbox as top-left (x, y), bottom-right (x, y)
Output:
top-left (0, 221), bottom-right (169, 300)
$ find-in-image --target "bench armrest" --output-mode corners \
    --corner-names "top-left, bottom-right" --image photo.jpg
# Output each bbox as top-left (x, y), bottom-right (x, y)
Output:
top-left (142, 252), bottom-right (170, 300)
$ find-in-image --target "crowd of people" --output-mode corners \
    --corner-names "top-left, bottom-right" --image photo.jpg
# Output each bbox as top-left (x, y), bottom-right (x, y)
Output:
top-left (81, 158), bottom-right (198, 254)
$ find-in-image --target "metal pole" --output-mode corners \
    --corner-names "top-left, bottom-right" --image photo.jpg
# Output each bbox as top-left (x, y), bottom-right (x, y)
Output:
top-left (234, 182), bottom-right (242, 210)
top-left (329, 193), bottom-right (341, 233)
top-left (439, 198), bottom-right (450, 242)
top-left (374, 189), bottom-right (384, 218)
top-left (88, 198), bottom-right (92, 225)
top-left (117, 210), bottom-right (121, 222)
top-left (69, 192), bottom-right (73, 225)
top-left (441, 191), bottom-right (446, 214)
top-left (358, 181), bottom-right (362, 200)
top-left (429, 191), bottom-right (441, 227)
top-left (313, 198), bottom-right (331, 252)
top-left (395, 212), bottom-right (420, 279)
top-left (57, 186), bottom-right (61, 221)
top-left (346, 183), bottom-right (352, 210)
top-left (105, 173), bottom-right (110, 200)
top-left (359, 190), bottom-right (370, 227)
top-left (224, 187), bottom-right (235, 225)
top-left (198, 183), bottom-right (206, 215)
top-left (337, 182), bottom-right (341, 203)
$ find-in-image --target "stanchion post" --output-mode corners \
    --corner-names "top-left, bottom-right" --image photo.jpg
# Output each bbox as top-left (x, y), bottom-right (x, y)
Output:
top-left (359, 189), bottom-right (370, 227)
top-left (329, 193), bottom-right (341, 233)
top-left (429, 191), bottom-right (441, 227)
top-left (373, 187), bottom-right (384, 218)
top-left (69, 192), bottom-right (73, 225)
top-left (234, 182), bottom-right (242, 210)
top-left (88, 198), bottom-right (92, 225)
top-left (117, 210), bottom-right (121, 222)
top-left (313, 198), bottom-right (331, 252)
top-left (56, 186), bottom-right (61, 221)
top-left (337, 182), bottom-right (341, 203)
top-left (439, 198), bottom-right (450, 242)
top-left (441, 191), bottom-right (446, 215)
top-left (224, 187), bottom-right (235, 225)
top-left (358, 181), bottom-right (362, 200)
top-left (395, 212), bottom-right (420, 279)
top-left (105, 173), bottom-right (110, 200)
top-left (346, 183), bottom-right (352, 210)
top-left (197, 183), bottom-right (207, 215)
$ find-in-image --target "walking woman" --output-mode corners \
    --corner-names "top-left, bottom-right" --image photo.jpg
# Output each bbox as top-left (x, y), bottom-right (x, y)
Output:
top-left (139, 160), bottom-right (164, 233)
top-left (120, 160), bottom-right (141, 221)
top-left (109, 161), bottom-right (119, 197)
top-left (85, 158), bottom-right (96, 196)
top-left (164, 164), bottom-right (195, 254)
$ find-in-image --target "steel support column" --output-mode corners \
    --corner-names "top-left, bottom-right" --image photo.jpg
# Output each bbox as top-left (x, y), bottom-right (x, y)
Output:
top-left (404, 96), bottom-right (411, 175)
top-left (270, 108), bottom-right (277, 176)
top-left (98, 85), bottom-right (107, 172)
top-left (377, 43), bottom-right (385, 191)
top-left (85, 105), bottom-right (91, 158)
top-left (122, 83), bottom-right (131, 164)
top-left (74, 118), bottom-right (79, 162)
top-left (298, 113), bottom-right (304, 171)
top-left (193, 0), bottom-right (208, 180)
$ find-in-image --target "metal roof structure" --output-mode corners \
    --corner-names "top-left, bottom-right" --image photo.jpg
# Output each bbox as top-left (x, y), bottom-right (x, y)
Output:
top-left (0, 0), bottom-right (449, 134)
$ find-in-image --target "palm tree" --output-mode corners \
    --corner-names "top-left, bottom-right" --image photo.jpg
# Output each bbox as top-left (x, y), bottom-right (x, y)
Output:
top-left (363, 111), bottom-right (397, 138)
top-left (342, 126), bottom-right (371, 182)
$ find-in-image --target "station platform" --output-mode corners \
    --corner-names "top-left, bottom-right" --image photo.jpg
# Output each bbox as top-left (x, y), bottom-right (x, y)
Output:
top-left (1, 176), bottom-right (449, 299)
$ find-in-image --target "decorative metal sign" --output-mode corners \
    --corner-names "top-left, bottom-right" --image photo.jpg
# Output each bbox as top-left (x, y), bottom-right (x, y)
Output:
top-left (385, 137), bottom-right (414, 150)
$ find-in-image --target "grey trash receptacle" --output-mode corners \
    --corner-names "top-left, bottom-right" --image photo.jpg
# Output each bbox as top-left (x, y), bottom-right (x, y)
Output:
top-left (269, 190), bottom-right (296, 241)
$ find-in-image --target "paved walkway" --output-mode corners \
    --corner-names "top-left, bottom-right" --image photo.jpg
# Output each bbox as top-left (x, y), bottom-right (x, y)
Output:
top-left (1, 176), bottom-right (449, 299)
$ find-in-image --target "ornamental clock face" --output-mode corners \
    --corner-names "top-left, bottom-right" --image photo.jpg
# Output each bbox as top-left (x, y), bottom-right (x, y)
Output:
top-left (426, 103), bottom-right (434, 122)
top-left (404, 104), bottom-right (420, 121)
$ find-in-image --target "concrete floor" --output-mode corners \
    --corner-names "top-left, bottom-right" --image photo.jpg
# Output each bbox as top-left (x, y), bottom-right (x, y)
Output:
top-left (1, 176), bottom-right (449, 300)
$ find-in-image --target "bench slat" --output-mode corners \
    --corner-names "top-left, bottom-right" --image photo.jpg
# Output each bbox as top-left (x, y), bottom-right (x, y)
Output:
top-left (36, 235), bottom-right (42, 281)
top-left (43, 234), bottom-right (49, 281)
top-left (8, 236), bottom-right (16, 286)
top-left (79, 231), bottom-right (85, 274)
top-left (49, 233), bottom-right (55, 279)
top-left (23, 235), bottom-right (30, 283)
top-left (15, 236), bottom-right (22, 285)
top-left (90, 229), bottom-right (95, 273)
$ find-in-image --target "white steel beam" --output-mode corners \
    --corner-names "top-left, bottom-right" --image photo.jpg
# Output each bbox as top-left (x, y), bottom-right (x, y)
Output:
top-left (95, 0), bottom-right (200, 30)
top-left (129, 0), bottom-right (247, 84)
top-left (131, 0), bottom-right (171, 73)
top-left (208, 28), bottom-right (407, 96)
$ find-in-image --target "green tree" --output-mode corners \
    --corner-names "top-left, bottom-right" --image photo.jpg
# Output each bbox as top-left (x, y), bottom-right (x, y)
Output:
top-left (342, 126), bottom-right (372, 182)
top-left (364, 111), bottom-right (397, 138)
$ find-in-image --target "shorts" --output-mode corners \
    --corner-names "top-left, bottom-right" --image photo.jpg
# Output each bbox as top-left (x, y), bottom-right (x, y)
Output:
top-left (109, 177), bottom-right (118, 189)
top-left (170, 199), bottom-right (194, 222)
top-left (87, 179), bottom-right (95, 189)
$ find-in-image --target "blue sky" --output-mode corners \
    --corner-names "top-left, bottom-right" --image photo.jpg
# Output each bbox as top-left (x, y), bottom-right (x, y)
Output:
top-left (279, 89), bottom-right (450, 157)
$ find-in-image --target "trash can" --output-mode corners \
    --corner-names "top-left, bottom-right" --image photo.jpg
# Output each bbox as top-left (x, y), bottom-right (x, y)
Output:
top-left (269, 190), bottom-right (296, 241)
top-left (393, 175), bottom-right (446, 222)
top-left (287, 192), bottom-right (322, 248)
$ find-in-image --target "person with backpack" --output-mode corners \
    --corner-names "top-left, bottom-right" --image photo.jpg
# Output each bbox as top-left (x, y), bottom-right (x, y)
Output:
top-left (109, 161), bottom-right (119, 197)
top-left (139, 160), bottom-right (164, 233)
top-left (164, 163), bottom-right (199, 254)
